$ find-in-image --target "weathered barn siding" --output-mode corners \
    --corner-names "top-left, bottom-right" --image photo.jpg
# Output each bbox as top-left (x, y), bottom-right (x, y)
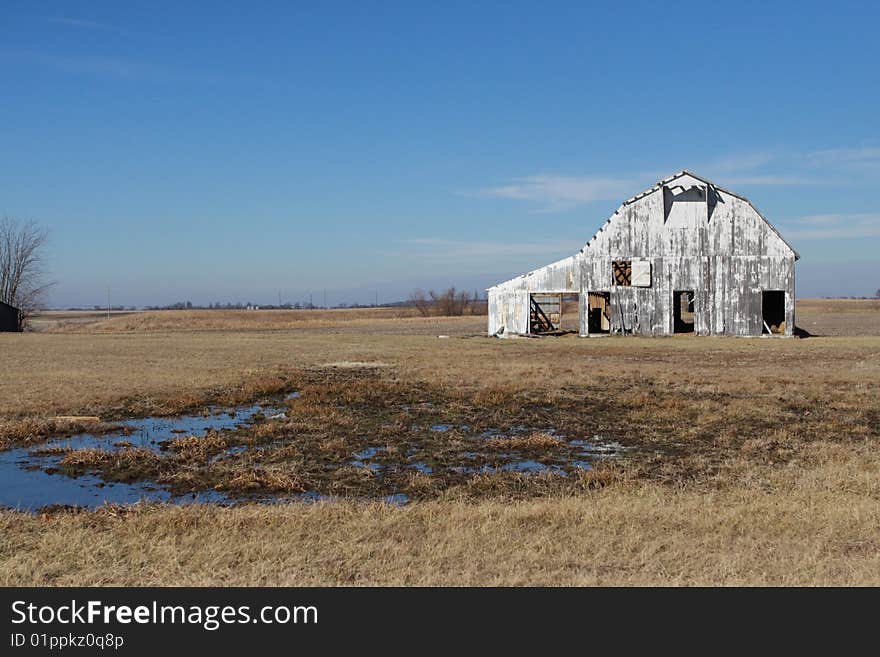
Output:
top-left (0, 301), bottom-right (22, 332)
top-left (487, 255), bottom-right (579, 335)
top-left (488, 171), bottom-right (798, 338)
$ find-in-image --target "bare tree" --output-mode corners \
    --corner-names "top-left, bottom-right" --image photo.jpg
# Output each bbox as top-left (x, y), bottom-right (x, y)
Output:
top-left (468, 289), bottom-right (487, 316)
top-left (408, 289), bottom-right (431, 317)
top-left (410, 286), bottom-right (485, 317)
top-left (0, 216), bottom-right (52, 329)
top-left (429, 287), bottom-right (471, 316)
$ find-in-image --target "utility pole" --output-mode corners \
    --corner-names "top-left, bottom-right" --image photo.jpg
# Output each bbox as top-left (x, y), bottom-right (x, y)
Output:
top-left (107, 286), bottom-right (111, 320)
top-left (323, 289), bottom-right (326, 309)
top-left (375, 290), bottom-right (378, 307)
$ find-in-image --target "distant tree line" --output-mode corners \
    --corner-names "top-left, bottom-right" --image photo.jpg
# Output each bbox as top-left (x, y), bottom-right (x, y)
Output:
top-left (141, 300), bottom-right (390, 310)
top-left (407, 287), bottom-right (487, 317)
top-left (145, 301), bottom-right (274, 310)
top-left (820, 295), bottom-right (880, 300)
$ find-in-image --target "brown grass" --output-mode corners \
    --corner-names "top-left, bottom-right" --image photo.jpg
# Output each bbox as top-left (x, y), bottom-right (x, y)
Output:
top-left (1, 448), bottom-right (877, 585)
top-left (0, 418), bottom-right (121, 451)
top-left (796, 298), bottom-right (880, 336)
top-left (214, 468), bottom-right (305, 494)
top-left (0, 299), bottom-right (878, 585)
top-left (49, 307), bottom-right (423, 333)
top-left (59, 447), bottom-right (166, 482)
top-left (166, 433), bottom-right (230, 461)
top-left (485, 432), bottom-right (565, 451)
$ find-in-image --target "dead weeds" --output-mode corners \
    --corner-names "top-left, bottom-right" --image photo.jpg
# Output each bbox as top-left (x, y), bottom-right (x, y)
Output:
top-left (18, 358), bottom-right (877, 502)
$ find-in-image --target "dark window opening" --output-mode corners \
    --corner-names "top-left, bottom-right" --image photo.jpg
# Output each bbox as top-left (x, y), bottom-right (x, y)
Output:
top-left (762, 291), bottom-right (786, 335)
top-left (673, 290), bottom-right (695, 333)
top-left (587, 291), bottom-right (611, 334)
top-left (612, 260), bottom-right (632, 286)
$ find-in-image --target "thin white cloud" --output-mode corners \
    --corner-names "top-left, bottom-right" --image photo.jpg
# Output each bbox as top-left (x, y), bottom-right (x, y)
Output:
top-left (0, 47), bottom-right (137, 77)
top-left (396, 238), bottom-right (580, 260)
top-left (702, 151), bottom-right (779, 174)
top-left (50, 17), bottom-right (122, 33)
top-left (709, 146), bottom-right (880, 180)
top-left (39, 52), bottom-right (136, 77)
top-left (778, 213), bottom-right (880, 239)
top-left (700, 151), bottom-right (823, 186)
top-left (466, 174), bottom-right (637, 212)
top-left (805, 146), bottom-right (880, 169)
top-left (465, 153), bottom-right (825, 214)
top-left (0, 47), bottom-right (260, 84)
top-left (466, 145), bottom-right (878, 213)
top-left (723, 174), bottom-right (818, 186)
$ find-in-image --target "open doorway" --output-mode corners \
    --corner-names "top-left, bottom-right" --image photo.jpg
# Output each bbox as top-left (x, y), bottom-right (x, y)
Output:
top-left (673, 290), bottom-right (695, 333)
top-left (587, 292), bottom-right (611, 334)
top-left (762, 291), bottom-right (786, 334)
top-left (530, 293), bottom-right (579, 334)
top-left (529, 294), bottom-right (557, 333)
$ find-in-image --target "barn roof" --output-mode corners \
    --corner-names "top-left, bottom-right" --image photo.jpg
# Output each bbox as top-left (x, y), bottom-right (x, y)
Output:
top-left (488, 170), bottom-right (800, 291)
top-left (586, 170), bottom-right (800, 260)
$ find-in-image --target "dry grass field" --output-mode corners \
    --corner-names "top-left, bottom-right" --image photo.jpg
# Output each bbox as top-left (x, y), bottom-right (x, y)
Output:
top-left (0, 299), bottom-right (878, 585)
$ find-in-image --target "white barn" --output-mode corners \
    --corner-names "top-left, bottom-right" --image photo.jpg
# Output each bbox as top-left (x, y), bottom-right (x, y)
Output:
top-left (487, 171), bottom-right (799, 337)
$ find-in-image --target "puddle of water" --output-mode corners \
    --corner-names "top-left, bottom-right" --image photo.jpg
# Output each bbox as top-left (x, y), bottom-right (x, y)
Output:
top-left (27, 404), bottom-right (275, 458)
top-left (298, 490), bottom-right (335, 503)
top-left (286, 391), bottom-right (301, 400)
top-left (501, 460), bottom-right (564, 474)
top-left (351, 446), bottom-right (387, 471)
top-left (350, 460), bottom-right (382, 472)
top-left (453, 456), bottom-right (590, 476)
top-left (477, 425), bottom-right (554, 440)
top-left (209, 445), bottom-right (248, 464)
top-left (0, 450), bottom-right (230, 511)
top-left (1, 399), bottom-right (629, 511)
top-left (430, 424), bottom-right (471, 433)
top-left (400, 402), bottom-right (433, 411)
top-left (0, 401), bottom-right (285, 511)
top-left (569, 436), bottom-right (631, 456)
top-left (354, 446), bottom-right (383, 460)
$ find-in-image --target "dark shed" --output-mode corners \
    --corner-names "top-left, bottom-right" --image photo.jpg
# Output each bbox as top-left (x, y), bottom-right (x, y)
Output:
top-left (0, 301), bottom-right (22, 332)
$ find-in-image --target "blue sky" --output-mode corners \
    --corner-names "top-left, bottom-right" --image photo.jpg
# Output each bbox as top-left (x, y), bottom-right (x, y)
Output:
top-left (1, 1), bottom-right (878, 307)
